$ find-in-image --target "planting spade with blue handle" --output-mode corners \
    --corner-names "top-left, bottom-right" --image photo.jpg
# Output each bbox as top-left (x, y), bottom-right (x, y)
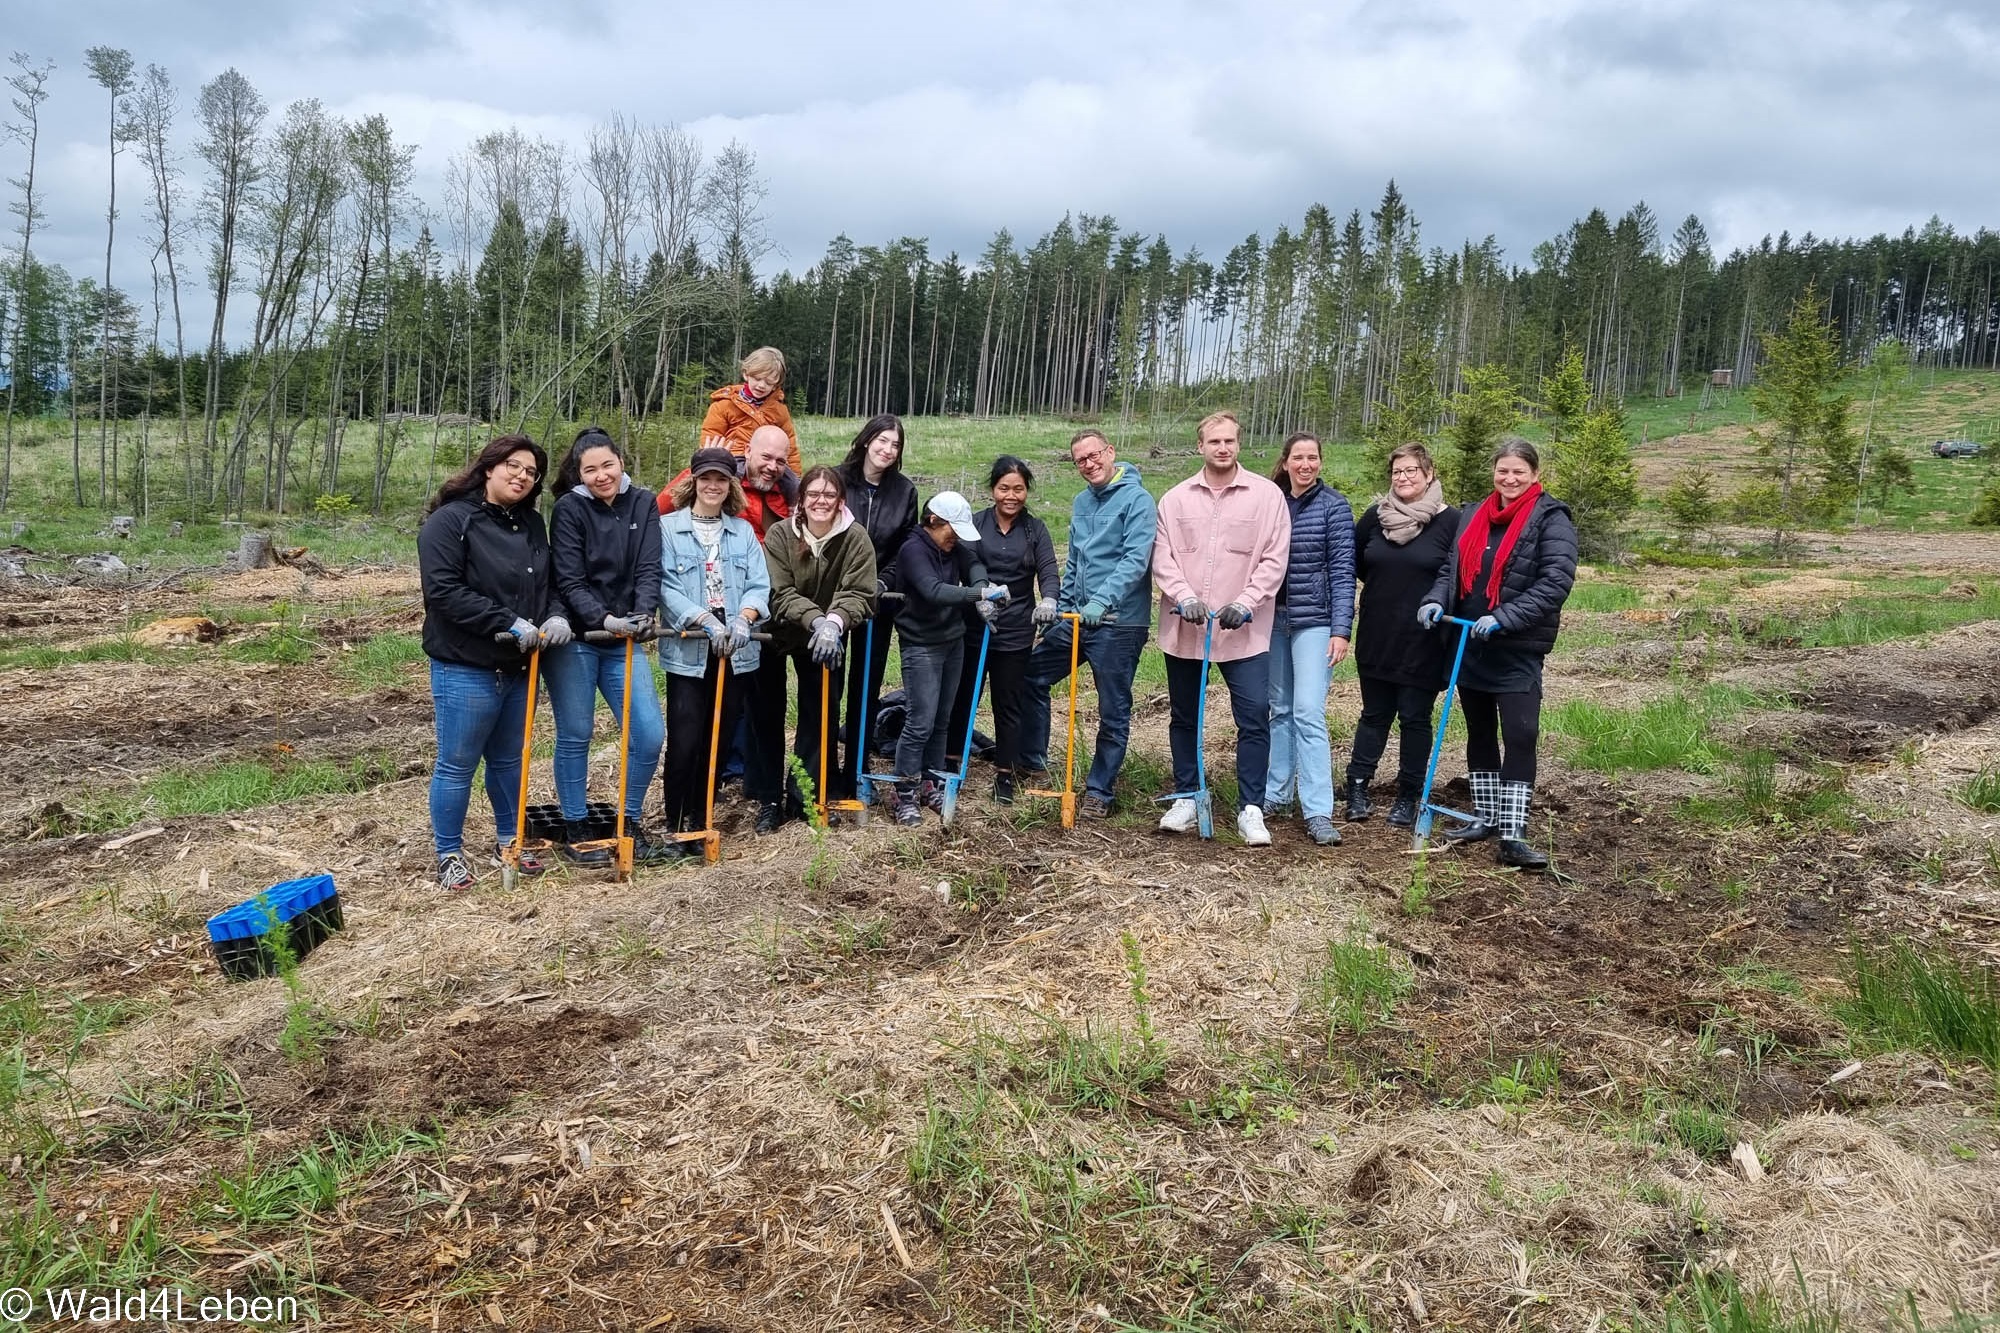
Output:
top-left (1412, 615), bottom-right (1480, 851)
top-left (1153, 608), bottom-right (1248, 840)
top-left (933, 616), bottom-right (994, 827)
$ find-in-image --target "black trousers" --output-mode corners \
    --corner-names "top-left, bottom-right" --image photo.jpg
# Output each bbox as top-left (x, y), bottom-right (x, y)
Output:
top-left (741, 649), bottom-right (791, 809)
top-left (663, 659), bottom-right (746, 834)
top-left (837, 616), bottom-right (895, 799)
top-left (1458, 683), bottom-right (1542, 786)
top-left (757, 645), bottom-right (843, 809)
top-left (1347, 674), bottom-right (1439, 792)
top-left (946, 643), bottom-right (1029, 771)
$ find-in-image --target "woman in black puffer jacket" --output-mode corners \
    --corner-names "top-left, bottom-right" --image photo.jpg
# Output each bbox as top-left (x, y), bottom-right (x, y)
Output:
top-left (836, 414), bottom-right (919, 797)
top-left (1418, 437), bottom-right (1577, 870)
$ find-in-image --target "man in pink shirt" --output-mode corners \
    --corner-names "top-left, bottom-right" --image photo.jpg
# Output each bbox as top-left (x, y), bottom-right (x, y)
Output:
top-left (1151, 411), bottom-right (1292, 846)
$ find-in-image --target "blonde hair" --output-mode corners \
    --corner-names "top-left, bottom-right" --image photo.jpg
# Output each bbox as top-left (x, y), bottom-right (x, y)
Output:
top-left (671, 470), bottom-right (747, 516)
top-left (1196, 411), bottom-right (1239, 442)
top-left (741, 346), bottom-right (786, 385)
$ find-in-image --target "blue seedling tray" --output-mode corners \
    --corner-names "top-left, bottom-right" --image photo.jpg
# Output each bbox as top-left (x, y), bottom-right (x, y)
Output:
top-left (205, 873), bottom-right (344, 982)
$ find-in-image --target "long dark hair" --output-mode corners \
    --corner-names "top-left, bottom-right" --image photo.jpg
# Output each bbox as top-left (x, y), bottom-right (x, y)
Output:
top-left (839, 413), bottom-right (905, 475)
top-left (426, 435), bottom-right (547, 515)
top-left (793, 465), bottom-right (848, 560)
top-left (554, 425), bottom-right (625, 494)
top-left (1270, 431), bottom-right (1321, 485)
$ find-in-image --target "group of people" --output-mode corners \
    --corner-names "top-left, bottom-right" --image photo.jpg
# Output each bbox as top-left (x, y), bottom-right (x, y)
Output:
top-left (418, 347), bottom-right (1578, 891)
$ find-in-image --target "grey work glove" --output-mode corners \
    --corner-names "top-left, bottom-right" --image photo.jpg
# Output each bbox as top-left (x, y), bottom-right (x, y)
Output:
top-left (538, 614), bottom-right (573, 648)
top-left (979, 583), bottom-right (1012, 607)
top-left (725, 614), bottom-right (754, 654)
top-left (602, 612), bottom-right (649, 640)
top-left (808, 616), bottom-right (843, 667)
top-left (506, 617), bottom-right (542, 652)
top-left (1032, 597), bottom-right (1059, 627)
top-left (1472, 614), bottom-right (1502, 640)
top-left (1217, 602), bottom-right (1251, 630)
top-left (973, 597), bottom-right (1000, 625)
top-left (693, 611), bottom-right (729, 657)
top-left (1176, 597), bottom-right (1209, 625)
top-left (1416, 602), bottom-right (1444, 629)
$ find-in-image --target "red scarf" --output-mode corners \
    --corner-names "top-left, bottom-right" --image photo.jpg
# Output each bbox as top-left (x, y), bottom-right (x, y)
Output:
top-left (1456, 483), bottom-right (1544, 605)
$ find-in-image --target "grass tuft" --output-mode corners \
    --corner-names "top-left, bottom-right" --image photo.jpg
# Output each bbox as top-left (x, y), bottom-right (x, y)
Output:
top-left (1304, 927), bottom-right (1412, 1037)
top-left (1959, 765), bottom-right (2000, 814)
top-left (1837, 940), bottom-right (2000, 1069)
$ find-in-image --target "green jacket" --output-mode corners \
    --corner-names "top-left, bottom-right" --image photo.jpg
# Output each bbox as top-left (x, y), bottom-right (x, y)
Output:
top-left (764, 511), bottom-right (878, 650)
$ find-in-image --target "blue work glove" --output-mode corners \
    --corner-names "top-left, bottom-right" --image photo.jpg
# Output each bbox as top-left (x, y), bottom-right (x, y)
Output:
top-left (1079, 600), bottom-right (1107, 628)
top-left (693, 611), bottom-right (729, 657)
top-left (1472, 614), bottom-right (1502, 640)
top-left (808, 616), bottom-right (843, 667)
top-left (1217, 602), bottom-right (1252, 630)
top-left (1176, 597), bottom-right (1208, 624)
top-left (537, 615), bottom-right (573, 648)
top-left (725, 614), bottom-right (754, 654)
top-left (1416, 602), bottom-right (1444, 629)
top-left (1032, 597), bottom-right (1059, 627)
top-left (506, 617), bottom-right (542, 652)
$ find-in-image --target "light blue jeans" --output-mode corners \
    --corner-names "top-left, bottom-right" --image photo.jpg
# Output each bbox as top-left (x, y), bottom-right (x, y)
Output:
top-left (541, 639), bottom-right (665, 823)
top-left (1265, 610), bottom-right (1335, 818)
top-left (428, 660), bottom-right (531, 858)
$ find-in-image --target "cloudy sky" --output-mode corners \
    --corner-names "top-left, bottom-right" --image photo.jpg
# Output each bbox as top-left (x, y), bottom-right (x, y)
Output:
top-left (10, 0), bottom-right (1998, 324)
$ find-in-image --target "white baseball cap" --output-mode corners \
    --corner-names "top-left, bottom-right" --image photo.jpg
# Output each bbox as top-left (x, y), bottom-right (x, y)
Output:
top-left (926, 490), bottom-right (981, 542)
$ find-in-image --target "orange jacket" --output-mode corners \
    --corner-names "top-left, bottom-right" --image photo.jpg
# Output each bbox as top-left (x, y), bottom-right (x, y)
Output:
top-left (700, 385), bottom-right (802, 475)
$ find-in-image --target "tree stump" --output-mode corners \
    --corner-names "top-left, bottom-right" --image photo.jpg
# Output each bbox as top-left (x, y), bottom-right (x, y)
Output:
top-left (229, 530), bottom-right (275, 571)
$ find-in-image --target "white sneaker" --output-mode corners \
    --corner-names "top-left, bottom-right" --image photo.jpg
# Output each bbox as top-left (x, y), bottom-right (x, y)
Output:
top-left (1158, 798), bottom-right (1199, 833)
top-left (1237, 805), bottom-right (1272, 847)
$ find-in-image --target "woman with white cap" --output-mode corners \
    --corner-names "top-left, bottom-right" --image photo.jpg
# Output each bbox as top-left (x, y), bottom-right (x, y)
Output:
top-left (886, 491), bottom-right (1004, 825)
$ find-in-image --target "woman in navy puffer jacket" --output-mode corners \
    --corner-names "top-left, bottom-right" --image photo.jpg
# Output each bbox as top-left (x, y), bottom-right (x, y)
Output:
top-left (1264, 432), bottom-right (1356, 847)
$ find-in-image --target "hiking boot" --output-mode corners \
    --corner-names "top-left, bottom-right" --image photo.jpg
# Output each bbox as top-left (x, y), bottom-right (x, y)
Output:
top-left (1495, 781), bottom-right (1549, 872)
top-left (493, 842), bottom-right (550, 875)
top-left (560, 819), bottom-right (612, 867)
top-left (437, 851), bottom-right (476, 891)
top-left (754, 802), bottom-right (785, 835)
top-left (994, 770), bottom-right (1016, 805)
top-left (1304, 815), bottom-right (1341, 846)
top-left (1386, 790), bottom-right (1418, 828)
top-left (1158, 797), bottom-right (1199, 833)
top-left (1080, 794), bottom-right (1112, 820)
top-left (1343, 777), bottom-right (1374, 822)
top-left (920, 780), bottom-right (945, 813)
top-left (892, 787), bottom-right (924, 827)
top-left (1237, 805), bottom-right (1272, 847)
top-left (1444, 770), bottom-right (1500, 843)
top-left (631, 830), bottom-right (681, 865)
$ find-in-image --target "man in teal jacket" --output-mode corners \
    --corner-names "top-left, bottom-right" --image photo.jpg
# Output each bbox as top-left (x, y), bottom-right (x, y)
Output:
top-left (1019, 429), bottom-right (1157, 816)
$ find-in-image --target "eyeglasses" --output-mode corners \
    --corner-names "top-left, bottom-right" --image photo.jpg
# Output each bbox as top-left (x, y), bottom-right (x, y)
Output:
top-left (804, 489), bottom-right (841, 504)
top-left (1072, 448), bottom-right (1108, 470)
top-left (496, 459), bottom-right (539, 479)
top-left (1389, 467), bottom-right (1428, 479)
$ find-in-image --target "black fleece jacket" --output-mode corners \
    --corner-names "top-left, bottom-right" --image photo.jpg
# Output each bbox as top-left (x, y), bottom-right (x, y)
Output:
top-left (838, 463), bottom-right (919, 596)
top-left (419, 495), bottom-right (553, 672)
top-left (551, 483), bottom-right (663, 629)
top-left (893, 528), bottom-right (989, 647)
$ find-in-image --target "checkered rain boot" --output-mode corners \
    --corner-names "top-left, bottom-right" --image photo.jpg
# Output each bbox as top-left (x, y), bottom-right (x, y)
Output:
top-left (1444, 770), bottom-right (1500, 843)
top-left (1495, 780), bottom-right (1550, 871)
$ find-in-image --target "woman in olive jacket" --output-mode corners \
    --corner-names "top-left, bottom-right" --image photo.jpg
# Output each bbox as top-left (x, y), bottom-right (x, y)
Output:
top-left (762, 466), bottom-right (878, 822)
top-left (1418, 437), bottom-right (1577, 870)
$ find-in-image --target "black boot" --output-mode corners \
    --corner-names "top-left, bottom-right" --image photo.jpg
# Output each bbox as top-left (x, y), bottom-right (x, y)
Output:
top-left (1444, 771), bottom-right (1499, 843)
top-left (1386, 781), bottom-right (1418, 828)
top-left (994, 770), bottom-right (1016, 805)
top-left (1495, 780), bottom-right (1549, 871)
top-left (755, 802), bottom-right (785, 835)
top-left (1343, 776), bottom-right (1374, 822)
top-left (630, 829), bottom-right (682, 864)
top-left (560, 819), bottom-right (612, 866)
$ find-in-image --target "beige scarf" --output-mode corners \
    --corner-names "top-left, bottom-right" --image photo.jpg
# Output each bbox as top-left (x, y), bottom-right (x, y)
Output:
top-left (1375, 478), bottom-right (1446, 545)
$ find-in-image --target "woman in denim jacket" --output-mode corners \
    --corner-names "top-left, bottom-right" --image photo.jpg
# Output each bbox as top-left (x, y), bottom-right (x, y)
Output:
top-left (656, 448), bottom-right (772, 845)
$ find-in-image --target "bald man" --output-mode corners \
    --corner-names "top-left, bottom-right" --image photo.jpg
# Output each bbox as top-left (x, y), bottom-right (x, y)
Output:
top-left (656, 424), bottom-right (798, 540)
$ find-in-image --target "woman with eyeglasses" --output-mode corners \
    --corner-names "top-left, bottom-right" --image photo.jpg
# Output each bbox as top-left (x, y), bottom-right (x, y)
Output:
top-left (418, 435), bottom-right (572, 890)
top-left (762, 466), bottom-right (878, 821)
top-left (1345, 443), bottom-right (1461, 829)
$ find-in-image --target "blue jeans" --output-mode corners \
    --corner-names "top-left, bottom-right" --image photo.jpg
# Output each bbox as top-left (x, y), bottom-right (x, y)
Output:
top-left (541, 639), bottom-right (665, 823)
top-left (1165, 649), bottom-right (1270, 813)
top-left (894, 638), bottom-right (963, 782)
top-left (428, 660), bottom-right (532, 857)
top-left (1265, 610), bottom-right (1335, 817)
top-left (1020, 622), bottom-right (1146, 803)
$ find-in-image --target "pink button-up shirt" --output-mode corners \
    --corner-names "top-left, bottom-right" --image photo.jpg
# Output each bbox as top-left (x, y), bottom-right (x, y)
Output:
top-left (1150, 465), bottom-right (1291, 662)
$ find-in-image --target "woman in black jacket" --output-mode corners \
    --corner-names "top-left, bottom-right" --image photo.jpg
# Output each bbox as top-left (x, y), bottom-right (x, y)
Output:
top-left (418, 435), bottom-right (572, 890)
top-left (545, 427), bottom-right (671, 866)
top-left (1345, 443), bottom-right (1460, 828)
top-left (1418, 437), bottom-right (1577, 870)
top-left (836, 414), bottom-right (919, 798)
top-left (946, 456), bottom-right (1060, 804)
